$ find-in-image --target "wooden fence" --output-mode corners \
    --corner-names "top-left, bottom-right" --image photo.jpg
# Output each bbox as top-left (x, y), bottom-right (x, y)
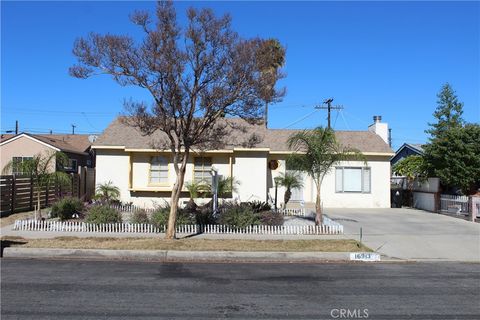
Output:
top-left (12, 219), bottom-right (344, 235)
top-left (0, 173), bottom-right (85, 216)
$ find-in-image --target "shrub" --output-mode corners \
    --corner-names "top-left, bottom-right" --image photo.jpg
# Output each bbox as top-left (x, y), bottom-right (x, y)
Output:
top-left (247, 200), bottom-right (271, 213)
top-left (85, 205), bottom-right (122, 224)
top-left (259, 210), bottom-right (284, 226)
top-left (150, 205), bottom-right (195, 228)
top-left (218, 203), bottom-right (260, 229)
top-left (131, 209), bottom-right (150, 224)
top-left (50, 197), bottom-right (84, 221)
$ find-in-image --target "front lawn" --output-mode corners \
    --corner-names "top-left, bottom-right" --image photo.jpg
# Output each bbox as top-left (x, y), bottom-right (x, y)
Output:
top-left (1, 236), bottom-right (372, 252)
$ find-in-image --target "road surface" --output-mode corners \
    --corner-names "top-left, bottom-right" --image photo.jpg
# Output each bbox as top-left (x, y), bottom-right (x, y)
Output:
top-left (1, 259), bottom-right (479, 319)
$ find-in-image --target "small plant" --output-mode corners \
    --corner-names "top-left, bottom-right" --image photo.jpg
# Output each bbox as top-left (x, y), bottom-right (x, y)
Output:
top-left (195, 201), bottom-right (217, 225)
top-left (50, 197), bottom-right (84, 221)
top-left (131, 209), bottom-right (150, 224)
top-left (95, 181), bottom-right (120, 204)
top-left (85, 205), bottom-right (122, 224)
top-left (247, 200), bottom-right (271, 213)
top-left (218, 203), bottom-right (260, 229)
top-left (259, 210), bottom-right (284, 226)
top-left (150, 205), bottom-right (195, 228)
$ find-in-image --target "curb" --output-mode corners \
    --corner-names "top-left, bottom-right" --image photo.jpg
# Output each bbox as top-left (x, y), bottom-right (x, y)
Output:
top-left (2, 247), bottom-right (352, 262)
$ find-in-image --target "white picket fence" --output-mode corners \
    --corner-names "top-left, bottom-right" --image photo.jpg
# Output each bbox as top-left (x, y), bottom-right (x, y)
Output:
top-left (13, 219), bottom-right (343, 235)
top-left (278, 208), bottom-right (306, 216)
top-left (440, 194), bottom-right (470, 214)
top-left (112, 204), bottom-right (306, 217)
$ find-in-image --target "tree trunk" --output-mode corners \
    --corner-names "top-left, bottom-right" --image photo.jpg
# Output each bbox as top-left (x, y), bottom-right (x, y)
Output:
top-left (315, 183), bottom-right (322, 225)
top-left (283, 188), bottom-right (291, 209)
top-left (37, 185), bottom-right (42, 219)
top-left (165, 153), bottom-right (189, 240)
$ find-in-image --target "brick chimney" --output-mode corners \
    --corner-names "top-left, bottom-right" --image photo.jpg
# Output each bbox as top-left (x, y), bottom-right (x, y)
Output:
top-left (368, 115), bottom-right (389, 145)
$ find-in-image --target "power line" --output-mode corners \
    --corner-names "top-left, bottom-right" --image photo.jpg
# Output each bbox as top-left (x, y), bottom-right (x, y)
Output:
top-left (282, 109), bottom-right (320, 129)
top-left (315, 98), bottom-right (343, 129)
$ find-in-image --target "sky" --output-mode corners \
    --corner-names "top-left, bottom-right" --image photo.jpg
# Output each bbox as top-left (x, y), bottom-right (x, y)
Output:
top-left (1, 1), bottom-right (479, 150)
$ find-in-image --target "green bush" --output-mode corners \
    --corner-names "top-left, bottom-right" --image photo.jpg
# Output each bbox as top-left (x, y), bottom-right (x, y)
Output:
top-left (218, 203), bottom-right (260, 228)
top-left (131, 209), bottom-right (150, 224)
top-left (150, 205), bottom-right (195, 228)
top-left (51, 197), bottom-right (84, 221)
top-left (85, 205), bottom-right (122, 224)
top-left (259, 210), bottom-right (284, 226)
top-left (246, 201), bottom-right (272, 213)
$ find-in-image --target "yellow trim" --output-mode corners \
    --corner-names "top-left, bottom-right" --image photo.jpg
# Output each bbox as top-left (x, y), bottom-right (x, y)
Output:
top-left (129, 187), bottom-right (188, 192)
top-left (233, 147), bottom-right (270, 152)
top-left (128, 152), bottom-right (133, 189)
top-left (269, 150), bottom-right (394, 156)
top-left (91, 145), bottom-right (125, 149)
top-left (148, 155), bottom-right (171, 187)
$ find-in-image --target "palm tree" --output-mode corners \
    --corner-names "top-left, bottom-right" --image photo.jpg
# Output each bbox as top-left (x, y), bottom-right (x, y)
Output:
top-left (275, 172), bottom-right (304, 209)
top-left (185, 181), bottom-right (209, 200)
top-left (95, 181), bottom-right (120, 204)
top-left (217, 176), bottom-right (240, 198)
top-left (2, 151), bottom-right (71, 219)
top-left (287, 127), bottom-right (364, 225)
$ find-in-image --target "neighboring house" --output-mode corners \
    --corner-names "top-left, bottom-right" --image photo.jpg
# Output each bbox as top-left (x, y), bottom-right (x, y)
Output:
top-left (93, 115), bottom-right (394, 209)
top-left (390, 143), bottom-right (424, 167)
top-left (0, 133), bottom-right (95, 174)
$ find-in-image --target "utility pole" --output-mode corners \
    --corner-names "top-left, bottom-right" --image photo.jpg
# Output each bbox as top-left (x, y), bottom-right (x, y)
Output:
top-left (315, 98), bottom-right (344, 129)
top-left (71, 124), bottom-right (76, 135)
top-left (15, 120), bottom-right (18, 134)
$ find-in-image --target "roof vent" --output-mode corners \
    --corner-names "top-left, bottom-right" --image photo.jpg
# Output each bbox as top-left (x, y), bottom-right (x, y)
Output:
top-left (373, 115), bottom-right (382, 123)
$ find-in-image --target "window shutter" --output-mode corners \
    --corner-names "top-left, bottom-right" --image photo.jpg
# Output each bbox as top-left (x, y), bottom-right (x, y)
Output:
top-left (335, 168), bottom-right (343, 192)
top-left (363, 168), bottom-right (371, 193)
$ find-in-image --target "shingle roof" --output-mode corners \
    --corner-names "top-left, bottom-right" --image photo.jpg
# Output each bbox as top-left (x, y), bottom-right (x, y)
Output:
top-left (1, 133), bottom-right (92, 154)
top-left (94, 117), bottom-right (393, 154)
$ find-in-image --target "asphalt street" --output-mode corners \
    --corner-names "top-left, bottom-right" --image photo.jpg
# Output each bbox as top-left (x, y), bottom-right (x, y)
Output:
top-left (1, 259), bottom-right (479, 319)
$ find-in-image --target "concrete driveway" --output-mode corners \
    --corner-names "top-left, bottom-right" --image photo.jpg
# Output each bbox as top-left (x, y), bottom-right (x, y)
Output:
top-left (326, 208), bottom-right (480, 261)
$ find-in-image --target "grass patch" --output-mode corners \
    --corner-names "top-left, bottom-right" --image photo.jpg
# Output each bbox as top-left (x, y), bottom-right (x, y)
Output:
top-left (0, 209), bottom-right (45, 228)
top-left (0, 236), bottom-right (372, 252)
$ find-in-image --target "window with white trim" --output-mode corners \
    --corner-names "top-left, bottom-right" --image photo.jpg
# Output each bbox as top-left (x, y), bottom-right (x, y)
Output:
top-left (12, 157), bottom-right (33, 175)
top-left (335, 167), bottom-right (371, 193)
top-left (194, 157), bottom-right (212, 184)
top-left (150, 156), bottom-right (169, 184)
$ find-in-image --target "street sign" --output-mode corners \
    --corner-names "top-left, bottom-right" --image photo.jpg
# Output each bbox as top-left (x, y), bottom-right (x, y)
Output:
top-left (349, 252), bottom-right (381, 262)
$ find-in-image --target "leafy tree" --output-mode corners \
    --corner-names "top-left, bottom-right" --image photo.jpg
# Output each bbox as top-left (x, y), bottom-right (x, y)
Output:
top-left (275, 171), bottom-right (304, 208)
top-left (95, 181), bottom-right (121, 204)
top-left (70, 1), bottom-right (284, 239)
top-left (287, 127), bottom-right (363, 224)
top-left (424, 83), bottom-right (479, 194)
top-left (2, 151), bottom-right (71, 219)
top-left (392, 155), bottom-right (427, 205)
top-left (426, 83), bottom-right (464, 138)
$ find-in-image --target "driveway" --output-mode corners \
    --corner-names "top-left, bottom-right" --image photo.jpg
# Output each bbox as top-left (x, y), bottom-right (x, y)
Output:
top-left (326, 208), bottom-right (480, 261)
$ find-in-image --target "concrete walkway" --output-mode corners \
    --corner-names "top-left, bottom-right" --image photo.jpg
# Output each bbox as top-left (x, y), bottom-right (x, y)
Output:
top-left (326, 208), bottom-right (480, 261)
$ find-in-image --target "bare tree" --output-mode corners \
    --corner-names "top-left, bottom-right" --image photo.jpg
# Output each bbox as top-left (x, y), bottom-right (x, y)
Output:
top-left (70, 1), bottom-right (284, 239)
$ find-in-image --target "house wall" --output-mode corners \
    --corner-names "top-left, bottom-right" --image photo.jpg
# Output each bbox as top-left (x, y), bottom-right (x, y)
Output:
top-left (267, 156), bottom-right (391, 209)
top-left (96, 150), bottom-right (233, 207)
top-left (232, 151), bottom-right (268, 202)
top-left (96, 149), bottom-right (391, 209)
top-left (0, 136), bottom-right (56, 173)
top-left (390, 147), bottom-right (422, 167)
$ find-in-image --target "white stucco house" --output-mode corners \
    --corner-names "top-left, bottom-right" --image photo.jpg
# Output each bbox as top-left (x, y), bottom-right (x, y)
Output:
top-left (92, 116), bottom-right (394, 209)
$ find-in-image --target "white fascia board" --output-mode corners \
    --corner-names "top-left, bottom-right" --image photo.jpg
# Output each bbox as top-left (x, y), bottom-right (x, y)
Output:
top-left (0, 133), bottom-right (60, 151)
